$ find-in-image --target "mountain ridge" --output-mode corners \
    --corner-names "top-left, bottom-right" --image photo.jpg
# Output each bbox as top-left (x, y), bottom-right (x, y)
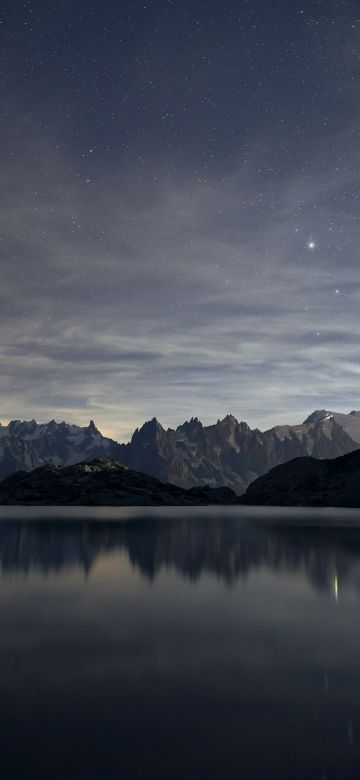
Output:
top-left (0, 458), bottom-right (237, 506)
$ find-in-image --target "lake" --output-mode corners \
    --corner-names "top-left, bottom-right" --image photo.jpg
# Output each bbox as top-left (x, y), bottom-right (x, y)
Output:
top-left (1, 505), bottom-right (360, 779)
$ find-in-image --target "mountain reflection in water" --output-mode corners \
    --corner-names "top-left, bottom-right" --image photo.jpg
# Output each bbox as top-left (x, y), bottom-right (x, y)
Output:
top-left (0, 507), bottom-right (360, 595)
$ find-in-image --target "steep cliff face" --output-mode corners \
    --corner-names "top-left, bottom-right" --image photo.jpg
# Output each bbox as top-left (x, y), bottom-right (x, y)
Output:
top-left (0, 409), bottom-right (359, 494)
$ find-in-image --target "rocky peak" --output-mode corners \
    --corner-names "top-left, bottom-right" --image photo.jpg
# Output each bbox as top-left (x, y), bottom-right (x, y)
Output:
top-left (221, 414), bottom-right (239, 425)
top-left (131, 417), bottom-right (166, 444)
top-left (215, 414), bottom-right (243, 432)
top-left (47, 419), bottom-right (59, 432)
top-left (215, 415), bottom-right (245, 439)
top-left (8, 420), bottom-right (23, 434)
top-left (177, 417), bottom-right (203, 434)
top-left (8, 419), bottom-right (38, 436)
top-left (74, 458), bottom-right (127, 472)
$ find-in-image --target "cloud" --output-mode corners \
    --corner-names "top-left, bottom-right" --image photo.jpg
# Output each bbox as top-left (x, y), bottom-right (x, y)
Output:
top-left (1, 100), bottom-right (360, 440)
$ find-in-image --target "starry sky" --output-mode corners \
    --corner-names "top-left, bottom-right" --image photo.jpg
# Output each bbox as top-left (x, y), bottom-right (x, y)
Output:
top-left (1, 0), bottom-right (360, 440)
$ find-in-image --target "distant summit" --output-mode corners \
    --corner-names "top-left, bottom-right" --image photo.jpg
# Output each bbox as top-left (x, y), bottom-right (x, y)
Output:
top-left (303, 410), bottom-right (333, 424)
top-left (302, 409), bottom-right (360, 442)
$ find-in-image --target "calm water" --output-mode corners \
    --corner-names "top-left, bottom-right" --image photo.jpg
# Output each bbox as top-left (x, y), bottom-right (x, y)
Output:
top-left (1, 506), bottom-right (360, 779)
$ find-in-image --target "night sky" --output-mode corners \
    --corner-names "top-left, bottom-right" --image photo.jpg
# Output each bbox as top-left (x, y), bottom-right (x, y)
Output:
top-left (1, 0), bottom-right (360, 439)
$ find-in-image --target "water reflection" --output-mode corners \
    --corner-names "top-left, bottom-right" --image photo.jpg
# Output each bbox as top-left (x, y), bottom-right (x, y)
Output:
top-left (1, 509), bottom-right (360, 595)
top-left (1, 509), bottom-right (360, 779)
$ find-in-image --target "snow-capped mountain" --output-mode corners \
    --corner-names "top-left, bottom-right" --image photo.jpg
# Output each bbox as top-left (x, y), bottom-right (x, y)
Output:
top-left (0, 419), bottom-right (124, 480)
top-left (0, 409), bottom-right (359, 494)
top-left (303, 409), bottom-right (360, 442)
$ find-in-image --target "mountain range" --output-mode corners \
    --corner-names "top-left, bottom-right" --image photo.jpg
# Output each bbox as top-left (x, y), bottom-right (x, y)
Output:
top-left (0, 408), bottom-right (359, 494)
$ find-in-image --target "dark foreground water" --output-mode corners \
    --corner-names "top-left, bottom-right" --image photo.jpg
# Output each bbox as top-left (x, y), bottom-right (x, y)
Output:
top-left (1, 507), bottom-right (360, 779)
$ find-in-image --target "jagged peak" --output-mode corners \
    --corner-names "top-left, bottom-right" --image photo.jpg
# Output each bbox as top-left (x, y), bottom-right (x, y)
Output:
top-left (147, 416), bottom-right (163, 429)
top-left (132, 417), bottom-right (165, 440)
top-left (222, 414), bottom-right (238, 424)
top-left (8, 418), bottom-right (39, 432)
top-left (176, 417), bottom-right (203, 433)
top-left (216, 414), bottom-right (239, 427)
